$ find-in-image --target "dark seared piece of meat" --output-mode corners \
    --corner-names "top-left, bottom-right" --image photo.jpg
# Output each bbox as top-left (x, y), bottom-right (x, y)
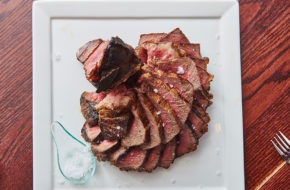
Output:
top-left (139, 145), bottom-right (162, 172)
top-left (121, 102), bottom-right (149, 148)
top-left (77, 39), bottom-right (103, 63)
top-left (158, 138), bottom-right (176, 169)
top-left (136, 91), bottom-right (163, 149)
top-left (142, 84), bottom-right (181, 143)
top-left (79, 37), bottom-right (142, 92)
top-left (176, 124), bottom-right (198, 157)
top-left (140, 72), bottom-right (191, 124)
top-left (116, 147), bottom-right (147, 171)
top-left (81, 122), bottom-right (102, 143)
top-left (80, 91), bottom-right (107, 125)
top-left (98, 112), bottom-right (132, 140)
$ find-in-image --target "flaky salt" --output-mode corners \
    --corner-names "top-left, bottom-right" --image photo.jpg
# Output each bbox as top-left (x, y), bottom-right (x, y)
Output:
top-left (169, 84), bottom-right (173, 88)
top-left (153, 88), bottom-right (158, 93)
top-left (63, 144), bottom-right (94, 180)
top-left (176, 66), bottom-right (184, 74)
top-left (156, 111), bottom-right (161, 115)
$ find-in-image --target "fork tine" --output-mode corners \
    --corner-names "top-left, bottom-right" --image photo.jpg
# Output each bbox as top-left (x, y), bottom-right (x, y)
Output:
top-left (279, 131), bottom-right (290, 145)
top-left (271, 140), bottom-right (284, 156)
top-left (274, 137), bottom-right (287, 152)
top-left (276, 133), bottom-right (290, 150)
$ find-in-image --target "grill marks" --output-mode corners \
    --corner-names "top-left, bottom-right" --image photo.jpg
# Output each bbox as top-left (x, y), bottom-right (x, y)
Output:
top-left (78, 28), bottom-right (212, 172)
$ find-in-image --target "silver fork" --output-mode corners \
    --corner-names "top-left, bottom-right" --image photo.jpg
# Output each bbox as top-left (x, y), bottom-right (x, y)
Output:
top-left (271, 131), bottom-right (290, 164)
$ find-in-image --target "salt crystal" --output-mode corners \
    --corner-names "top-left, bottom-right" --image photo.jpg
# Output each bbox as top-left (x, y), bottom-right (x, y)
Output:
top-left (176, 66), bottom-right (184, 74)
top-left (156, 111), bottom-right (161, 115)
top-left (162, 123), bottom-right (165, 127)
top-left (116, 126), bottom-right (121, 130)
top-left (169, 84), bottom-right (173, 88)
top-left (153, 88), bottom-right (158, 93)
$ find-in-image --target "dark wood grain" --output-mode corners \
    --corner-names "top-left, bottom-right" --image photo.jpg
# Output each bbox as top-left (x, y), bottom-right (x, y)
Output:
top-left (0, 0), bottom-right (289, 189)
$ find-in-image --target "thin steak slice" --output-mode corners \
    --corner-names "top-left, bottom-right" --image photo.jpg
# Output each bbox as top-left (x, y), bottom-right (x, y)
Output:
top-left (155, 57), bottom-right (201, 91)
top-left (109, 146), bottom-right (128, 164)
top-left (122, 102), bottom-right (149, 148)
top-left (142, 65), bottom-right (194, 104)
top-left (176, 124), bottom-right (198, 157)
top-left (159, 138), bottom-right (176, 169)
top-left (192, 101), bottom-right (210, 123)
top-left (138, 33), bottom-right (167, 45)
top-left (178, 43), bottom-right (201, 58)
top-left (77, 39), bottom-right (104, 63)
top-left (142, 84), bottom-right (181, 143)
top-left (81, 122), bottom-right (102, 143)
top-left (80, 91), bottom-right (107, 125)
top-left (136, 91), bottom-right (163, 149)
top-left (91, 140), bottom-right (119, 160)
top-left (187, 111), bottom-right (208, 138)
top-left (98, 112), bottom-right (132, 140)
top-left (141, 72), bottom-right (191, 124)
top-left (116, 147), bottom-right (147, 171)
top-left (140, 145), bottom-right (162, 172)
top-left (160, 28), bottom-right (190, 44)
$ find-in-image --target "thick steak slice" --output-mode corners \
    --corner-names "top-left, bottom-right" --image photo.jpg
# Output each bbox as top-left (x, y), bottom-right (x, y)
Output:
top-left (137, 91), bottom-right (163, 149)
top-left (91, 140), bottom-right (119, 154)
top-left (122, 102), bottom-right (149, 148)
top-left (84, 40), bottom-right (110, 83)
top-left (142, 65), bottom-right (194, 104)
top-left (80, 91), bottom-right (107, 125)
top-left (159, 138), bottom-right (176, 169)
top-left (155, 57), bottom-right (201, 91)
top-left (81, 122), bottom-right (102, 143)
top-left (187, 111), bottom-right (208, 138)
top-left (116, 147), bottom-right (147, 171)
top-left (160, 28), bottom-right (190, 44)
top-left (77, 39), bottom-right (103, 63)
top-left (143, 42), bottom-right (184, 63)
top-left (141, 73), bottom-right (191, 123)
top-left (143, 85), bottom-right (181, 143)
top-left (98, 112), bottom-right (132, 140)
top-left (109, 146), bottom-right (128, 164)
top-left (140, 145), bottom-right (162, 172)
top-left (176, 124), bottom-right (198, 157)
top-left (95, 86), bottom-right (135, 113)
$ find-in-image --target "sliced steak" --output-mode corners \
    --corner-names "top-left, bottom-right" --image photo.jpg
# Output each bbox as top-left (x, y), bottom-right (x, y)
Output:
top-left (160, 28), bottom-right (190, 44)
top-left (81, 122), bottom-right (102, 143)
top-left (77, 39), bottom-right (103, 63)
top-left (143, 42), bottom-right (184, 63)
top-left (142, 84), bottom-right (181, 143)
top-left (91, 140), bottom-right (119, 155)
top-left (159, 138), bottom-right (176, 169)
top-left (121, 102), bottom-right (149, 148)
top-left (80, 91), bottom-right (107, 125)
top-left (137, 91), bottom-right (163, 149)
top-left (116, 147), bottom-right (147, 171)
top-left (192, 101), bottom-right (210, 123)
top-left (141, 72), bottom-right (191, 123)
top-left (178, 43), bottom-right (201, 58)
top-left (98, 112), bottom-right (132, 140)
top-left (187, 111), bottom-right (208, 138)
top-left (142, 65), bottom-right (194, 104)
top-left (109, 146), bottom-right (128, 164)
top-left (155, 57), bottom-right (201, 91)
top-left (176, 124), bottom-right (198, 157)
top-left (140, 145), bottom-right (162, 172)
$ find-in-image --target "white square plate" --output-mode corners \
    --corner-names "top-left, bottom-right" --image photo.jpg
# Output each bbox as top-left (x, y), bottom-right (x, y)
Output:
top-left (33, 0), bottom-right (244, 189)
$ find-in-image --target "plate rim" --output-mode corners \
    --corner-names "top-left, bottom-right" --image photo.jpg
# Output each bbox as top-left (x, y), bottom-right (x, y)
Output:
top-left (33, 0), bottom-right (244, 190)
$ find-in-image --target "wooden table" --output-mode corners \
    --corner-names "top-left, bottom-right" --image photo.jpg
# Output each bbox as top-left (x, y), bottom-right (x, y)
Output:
top-left (0, 0), bottom-right (289, 189)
